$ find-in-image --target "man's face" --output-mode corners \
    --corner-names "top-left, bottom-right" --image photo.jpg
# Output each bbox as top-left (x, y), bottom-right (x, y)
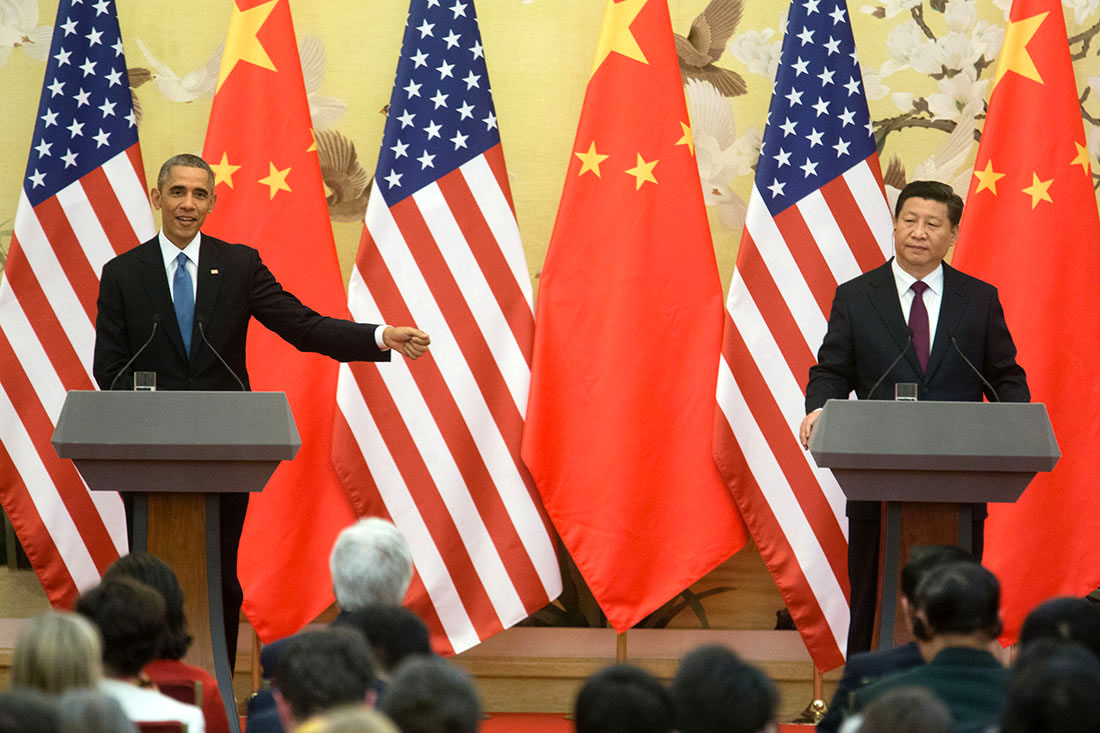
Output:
top-left (150, 165), bottom-right (216, 249)
top-left (893, 196), bottom-right (957, 279)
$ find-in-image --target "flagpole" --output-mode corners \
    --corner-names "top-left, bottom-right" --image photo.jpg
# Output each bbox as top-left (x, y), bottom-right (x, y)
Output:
top-left (616, 630), bottom-right (628, 663)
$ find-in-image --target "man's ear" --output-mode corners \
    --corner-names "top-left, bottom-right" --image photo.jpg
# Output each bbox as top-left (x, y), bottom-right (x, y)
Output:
top-left (150, 187), bottom-right (162, 211)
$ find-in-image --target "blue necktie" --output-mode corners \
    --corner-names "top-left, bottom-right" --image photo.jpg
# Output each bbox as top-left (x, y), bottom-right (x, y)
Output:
top-left (173, 252), bottom-right (194, 357)
top-left (909, 280), bottom-right (930, 372)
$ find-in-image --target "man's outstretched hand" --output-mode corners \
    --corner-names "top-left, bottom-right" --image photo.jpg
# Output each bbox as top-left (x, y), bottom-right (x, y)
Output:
top-left (383, 326), bottom-right (431, 360)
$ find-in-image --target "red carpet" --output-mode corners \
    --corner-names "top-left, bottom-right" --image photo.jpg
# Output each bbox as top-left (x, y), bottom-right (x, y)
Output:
top-left (481, 714), bottom-right (812, 731)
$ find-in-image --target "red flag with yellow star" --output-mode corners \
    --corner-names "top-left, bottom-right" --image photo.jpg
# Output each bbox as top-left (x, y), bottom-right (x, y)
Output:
top-left (201, 0), bottom-right (355, 640)
top-left (521, 0), bottom-right (747, 631)
top-left (952, 0), bottom-right (1100, 641)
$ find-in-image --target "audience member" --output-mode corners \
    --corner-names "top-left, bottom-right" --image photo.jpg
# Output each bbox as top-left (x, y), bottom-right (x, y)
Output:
top-left (850, 562), bottom-right (1008, 732)
top-left (75, 577), bottom-right (205, 732)
top-left (272, 628), bottom-right (376, 732)
top-left (297, 706), bottom-right (399, 733)
top-left (104, 552), bottom-right (230, 733)
top-left (1000, 638), bottom-right (1100, 733)
top-left (1017, 596), bottom-right (1100, 661)
top-left (573, 663), bottom-right (674, 733)
top-left (672, 645), bottom-right (777, 733)
top-left (379, 657), bottom-right (481, 733)
top-left (342, 605), bottom-right (432, 684)
top-left (56, 689), bottom-right (137, 733)
top-left (12, 611), bottom-right (102, 695)
top-left (818, 545), bottom-right (976, 732)
top-left (0, 687), bottom-right (59, 733)
top-left (857, 686), bottom-right (951, 733)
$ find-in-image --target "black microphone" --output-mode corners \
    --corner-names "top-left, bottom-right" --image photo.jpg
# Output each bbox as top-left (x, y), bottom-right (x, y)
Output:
top-left (196, 315), bottom-right (247, 391)
top-left (950, 335), bottom-right (1000, 402)
top-left (865, 328), bottom-right (913, 400)
top-left (108, 315), bottom-right (160, 391)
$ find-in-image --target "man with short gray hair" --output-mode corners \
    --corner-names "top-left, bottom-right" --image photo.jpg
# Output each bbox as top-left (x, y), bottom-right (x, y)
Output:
top-left (330, 518), bottom-right (414, 612)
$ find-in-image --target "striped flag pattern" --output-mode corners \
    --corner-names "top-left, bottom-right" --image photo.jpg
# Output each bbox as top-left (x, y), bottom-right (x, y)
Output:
top-left (332, 0), bottom-right (561, 655)
top-left (712, 0), bottom-right (892, 671)
top-left (0, 0), bottom-right (153, 606)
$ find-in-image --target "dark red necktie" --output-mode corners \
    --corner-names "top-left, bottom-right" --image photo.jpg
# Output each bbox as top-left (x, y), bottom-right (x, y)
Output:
top-left (909, 280), bottom-right (930, 372)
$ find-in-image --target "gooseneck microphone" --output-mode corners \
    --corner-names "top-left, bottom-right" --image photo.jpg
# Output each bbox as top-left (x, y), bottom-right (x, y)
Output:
top-left (865, 328), bottom-right (913, 400)
top-left (950, 335), bottom-right (1000, 402)
top-left (196, 315), bottom-right (247, 391)
top-left (108, 316), bottom-right (160, 391)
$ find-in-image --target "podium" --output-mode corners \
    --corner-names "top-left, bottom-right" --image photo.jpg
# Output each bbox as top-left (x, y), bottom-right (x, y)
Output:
top-left (809, 399), bottom-right (1059, 649)
top-left (52, 390), bottom-right (301, 733)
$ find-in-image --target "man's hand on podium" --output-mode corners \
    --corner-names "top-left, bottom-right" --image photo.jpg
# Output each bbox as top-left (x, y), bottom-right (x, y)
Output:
top-left (799, 409), bottom-right (821, 449)
top-left (384, 326), bottom-right (431, 360)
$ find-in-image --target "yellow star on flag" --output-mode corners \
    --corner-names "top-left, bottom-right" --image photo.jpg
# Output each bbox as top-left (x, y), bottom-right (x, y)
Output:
top-left (210, 152), bottom-right (242, 189)
top-left (994, 12), bottom-right (1047, 88)
top-left (575, 141), bottom-right (610, 177)
top-left (216, 0), bottom-right (279, 94)
top-left (1072, 142), bottom-right (1092, 176)
top-left (259, 162), bottom-right (292, 199)
top-left (675, 121), bottom-right (695, 156)
top-left (972, 160), bottom-right (1005, 195)
top-left (591, 0), bottom-right (648, 77)
top-left (307, 129), bottom-right (318, 153)
top-left (1022, 172), bottom-right (1053, 208)
top-left (625, 153), bottom-right (658, 190)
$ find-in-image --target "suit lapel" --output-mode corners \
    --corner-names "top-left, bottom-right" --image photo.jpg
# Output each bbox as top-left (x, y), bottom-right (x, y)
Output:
top-left (864, 261), bottom-right (924, 376)
top-left (137, 237), bottom-right (189, 361)
top-left (926, 263), bottom-right (970, 381)
top-left (193, 234), bottom-right (224, 354)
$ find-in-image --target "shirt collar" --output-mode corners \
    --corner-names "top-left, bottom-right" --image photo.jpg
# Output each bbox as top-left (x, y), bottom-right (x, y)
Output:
top-left (891, 257), bottom-right (943, 298)
top-left (159, 231), bottom-right (201, 269)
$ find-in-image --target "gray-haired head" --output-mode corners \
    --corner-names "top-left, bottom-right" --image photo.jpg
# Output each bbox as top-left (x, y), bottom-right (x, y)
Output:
top-left (156, 153), bottom-right (215, 190)
top-left (330, 518), bottom-right (414, 611)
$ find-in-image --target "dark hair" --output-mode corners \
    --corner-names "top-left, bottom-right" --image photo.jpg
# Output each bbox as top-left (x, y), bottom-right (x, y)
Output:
top-left (859, 686), bottom-right (951, 733)
top-left (1001, 639), bottom-right (1100, 733)
top-left (672, 645), bottom-right (776, 733)
top-left (1019, 597), bottom-right (1100, 662)
top-left (274, 628), bottom-right (375, 723)
top-left (379, 657), bottom-right (481, 733)
top-left (75, 577), bottom-right (166, 677)
top-left (0, 688), bottom-right (59, 733)
top-left (574, 664), bottom-right (674, 733)
top-left (900, 545), bottom-right (976, 604)
top-left (340, 605), bottom-right (432, 673)
top-left (157, 153), bottom-right (215, 190)
top-left (912, 562), bottom-right (1001, 641)
top-left (894, 180), bottom-right (963, 227)
top-left (104, 552), bottom-right (192, 660)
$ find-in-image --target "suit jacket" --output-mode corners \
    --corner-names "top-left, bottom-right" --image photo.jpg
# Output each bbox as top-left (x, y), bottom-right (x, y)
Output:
top-left (816, 641), bottom-right (924, 733)
top-left (93, 234), bottom-right (389, 390)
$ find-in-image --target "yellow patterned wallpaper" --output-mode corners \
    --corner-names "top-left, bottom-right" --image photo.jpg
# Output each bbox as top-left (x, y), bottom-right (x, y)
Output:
top-left (1, 0), bottom-right (1098, 293)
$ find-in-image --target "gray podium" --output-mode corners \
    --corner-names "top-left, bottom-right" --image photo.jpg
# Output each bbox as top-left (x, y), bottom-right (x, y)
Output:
top-left (52, 390), bottom-right (301, 733)
top-left (809, 399), bottom-right (1059, 649)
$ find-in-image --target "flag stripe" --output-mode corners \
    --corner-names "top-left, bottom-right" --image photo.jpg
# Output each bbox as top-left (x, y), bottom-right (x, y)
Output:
top-left (821, 169), bottom-right (888, 272)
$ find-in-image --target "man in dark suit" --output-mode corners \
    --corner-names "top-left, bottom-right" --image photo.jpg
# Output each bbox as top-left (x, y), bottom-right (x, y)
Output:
top-left (92, 153), bottom-right (430, 660)
top-left (799, 180), bottom-right (1029, 656)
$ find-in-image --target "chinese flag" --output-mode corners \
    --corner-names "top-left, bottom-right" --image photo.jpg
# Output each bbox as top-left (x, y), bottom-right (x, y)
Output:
top-left (522, 0), bottom-right (747, 631)
top-left (952, 0), bottom-right (1100, 641)
top-left (201, 0), bottom-right (354, 640)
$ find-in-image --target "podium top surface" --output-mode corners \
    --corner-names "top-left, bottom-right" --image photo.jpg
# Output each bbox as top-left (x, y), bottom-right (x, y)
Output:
top-left (52, 390), bottom-right (301, 461)
top-left (809, 399), bottom-right (1060, 472)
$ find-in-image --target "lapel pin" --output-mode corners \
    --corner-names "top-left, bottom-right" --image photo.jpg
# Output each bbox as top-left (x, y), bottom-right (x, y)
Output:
top-left (210, 269), bottom-right (219, 275)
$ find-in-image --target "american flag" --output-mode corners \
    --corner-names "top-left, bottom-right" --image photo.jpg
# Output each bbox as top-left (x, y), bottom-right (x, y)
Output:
top-left (0, 0), bottom-right (153, 606)
top-left (712, 0), bottom-right (892, 671)
top-left (332, 0), bottom-right (561, 655)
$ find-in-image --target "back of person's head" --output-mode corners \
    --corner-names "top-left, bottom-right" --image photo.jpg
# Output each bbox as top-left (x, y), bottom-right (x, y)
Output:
top-left (899, 545), bottom-right (976, 605)
top-left (912, 561), bottom-right (1001, 641)
top-left (378, 657), bottom-right (481, 733)
top-left (56, 689), bottom-right (137, 733)
top-left (103, 552), bottom-right (192, 660)
top-left (1001, 638), bottom-right (1100, 733)
top-left (1018, 596), bottom-right (1100, 661)
top-left (341, 605), bottom-right (432, 676)
top-left (75, 576), bottom-right (167, 677)
top-left (330, 518), bottom-right (414, 612)
top-left (274, 627), bottom-right (376, 726)
top-left (894, 180), bottom-right (964, 227)
top-left (12, 611), bottom-right (103, 695)
top-left (574, 664), bottom-right (674, 733)
top-left (297, 706), bottom-right (399, 733)
top-left (672, 645), bottom-right (777, 733)
top-left (0, 688), bottom-right (59, 733)
top-left (858, 686), bottom-right (952, 733)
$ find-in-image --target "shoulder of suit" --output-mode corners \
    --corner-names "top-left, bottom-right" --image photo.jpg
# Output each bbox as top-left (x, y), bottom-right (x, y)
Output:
top-left (836, 260), bottom-right (892, 294)
top-left (943, 261), bottom-right (997, 295)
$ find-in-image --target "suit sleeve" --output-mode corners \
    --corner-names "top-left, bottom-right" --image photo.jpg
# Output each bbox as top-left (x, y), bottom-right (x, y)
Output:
top-left (806, 285), bottom-right (858, 413)
top-left (92, 260), bottom-right (132, 390)
top-left (245, 250), bottom-right (391, 363)
top-left (983, 288), bottom-right (1029, 403)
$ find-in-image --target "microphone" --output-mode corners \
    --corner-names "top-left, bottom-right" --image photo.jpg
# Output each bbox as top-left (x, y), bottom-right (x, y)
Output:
top-left (950, 335), bottom-right (1000, 402)
top-left (108, 316), bottom-right (160, 391)
top-left (196, 315), bottom-right (247, 391)
top-left (865, 328), bottom-right (913, 400)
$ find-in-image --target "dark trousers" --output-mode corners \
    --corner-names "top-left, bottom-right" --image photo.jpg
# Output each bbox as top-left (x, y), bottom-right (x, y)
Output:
top-left (845, 503), bottom-right (985, 656)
